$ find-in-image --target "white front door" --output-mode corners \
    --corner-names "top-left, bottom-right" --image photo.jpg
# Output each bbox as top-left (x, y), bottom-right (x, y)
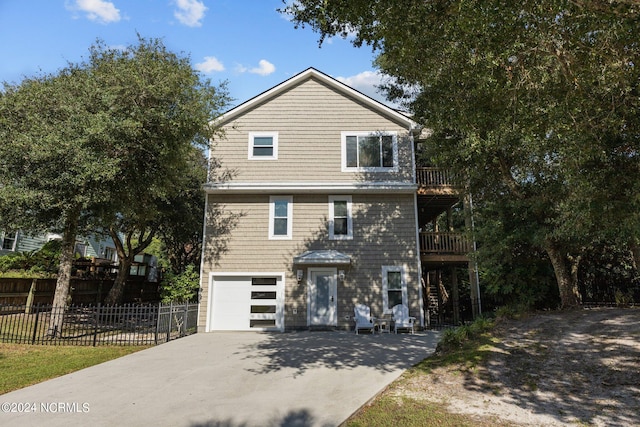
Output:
top-left (308, 268), bottom-right (337, 326)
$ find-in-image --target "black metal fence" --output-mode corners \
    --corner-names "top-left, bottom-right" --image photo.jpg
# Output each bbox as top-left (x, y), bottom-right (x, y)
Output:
top-left (0, 302), bottom-right (198, 346)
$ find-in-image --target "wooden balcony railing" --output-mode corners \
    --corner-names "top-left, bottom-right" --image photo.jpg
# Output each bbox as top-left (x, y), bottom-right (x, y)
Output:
top-left (419, 232), bottom-right (471, 255)
top-left (416, 167), bottom-right (459, 188)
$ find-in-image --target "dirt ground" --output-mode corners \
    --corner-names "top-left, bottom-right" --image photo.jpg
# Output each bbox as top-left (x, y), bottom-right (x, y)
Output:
top-left (390, 307), bottom-right (640, 426)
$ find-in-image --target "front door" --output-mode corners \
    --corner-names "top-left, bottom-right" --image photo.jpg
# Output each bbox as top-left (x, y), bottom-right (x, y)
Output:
top-left (308, 268), bottom-right (337, 326)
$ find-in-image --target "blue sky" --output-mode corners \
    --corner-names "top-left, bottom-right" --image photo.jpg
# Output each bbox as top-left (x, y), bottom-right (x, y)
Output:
top-left (0, 0), bottom-right (390, 108)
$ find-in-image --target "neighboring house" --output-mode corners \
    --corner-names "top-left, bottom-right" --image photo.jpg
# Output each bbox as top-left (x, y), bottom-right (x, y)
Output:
top-left (0, 230), bottom-right (118, 261)
top-left (199, 68), bottom-right (473, 332)
top-left (0, 230), bottom-right (159, 281)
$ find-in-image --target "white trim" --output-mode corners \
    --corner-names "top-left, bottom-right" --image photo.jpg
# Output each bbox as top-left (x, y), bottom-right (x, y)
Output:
top-left (204, 182), bottom-right (417, 194)
top-left (341, 131), bottom-right (399, 172)
top-left (1, 231), bottom-right (17, 252)
top-left (306, 267), bottom-right (338, 327)
top-left (207, 271), bottom-right (285, 332)
top-left (248, 131), bottom-right (278, 160)
top-left (269, 195), bottom-right (293, 239)
top-left (381, 265), bottom-right (408, 314)
top-left (328, 195), bottom-right (353, 240)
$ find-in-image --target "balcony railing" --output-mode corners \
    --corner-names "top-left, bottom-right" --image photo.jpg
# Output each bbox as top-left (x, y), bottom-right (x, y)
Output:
top-left (419, 232), bottom-right (471, 255)
top-left (416, 167), bottom-right (459, 188)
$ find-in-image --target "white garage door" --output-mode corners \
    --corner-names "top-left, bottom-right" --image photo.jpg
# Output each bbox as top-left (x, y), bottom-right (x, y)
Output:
top-left (210, 275), bottom-right (283, 331)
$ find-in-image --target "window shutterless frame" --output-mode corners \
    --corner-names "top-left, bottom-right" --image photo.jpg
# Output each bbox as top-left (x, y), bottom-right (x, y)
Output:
top-left (341, 131), bottom-right (398, 172)
top-left (381, 265), bottom-right (408, 313)
top-left (328, 195), bottom-right (353, 240)
top-left (248, 132), bottom-right (279, 160)
top-left (268, 196), bottom-right (293, 239)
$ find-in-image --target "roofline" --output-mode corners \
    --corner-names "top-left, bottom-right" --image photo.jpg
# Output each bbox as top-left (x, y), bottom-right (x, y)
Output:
top-left (215, 67), bottom-right (417, 129)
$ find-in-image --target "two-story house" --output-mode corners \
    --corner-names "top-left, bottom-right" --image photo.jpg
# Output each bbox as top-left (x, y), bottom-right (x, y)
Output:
top-left (198, 68), bottom-right (474, 332)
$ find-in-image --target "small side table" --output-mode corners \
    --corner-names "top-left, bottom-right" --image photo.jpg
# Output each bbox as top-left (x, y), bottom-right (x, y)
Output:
top-left (374, 317), bottom-right (390, 334)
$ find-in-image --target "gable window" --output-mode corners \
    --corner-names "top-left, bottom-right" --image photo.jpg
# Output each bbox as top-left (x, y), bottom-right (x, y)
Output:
top-left (1, 232), bottom-right (17, 251)
top-left (342, 131), bottom-right (397, 171)
top-left (329, 196), bottom-right (353, 240)
top-left (269, 196), bottom-right (292, 239)
top-left (382, 266), bottom-right (407, 313)
top-left (249, 132), bottom-right (278, 160)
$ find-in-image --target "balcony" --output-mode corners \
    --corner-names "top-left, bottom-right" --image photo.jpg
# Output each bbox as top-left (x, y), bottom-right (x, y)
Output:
top-left (419, 232), bottom-right (471, 264)
top-left (416, 167), bottom-right (460, 195)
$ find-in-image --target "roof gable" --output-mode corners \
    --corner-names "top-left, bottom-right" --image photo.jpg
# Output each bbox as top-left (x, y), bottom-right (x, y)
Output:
top-left (217, 68), bottom-right (416, 129)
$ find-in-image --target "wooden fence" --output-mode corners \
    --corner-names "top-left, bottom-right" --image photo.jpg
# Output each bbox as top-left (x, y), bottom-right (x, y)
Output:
top-left (0, 277), bottom-right (160, 306)
top-left (0, 302), bottom-right (198, 346)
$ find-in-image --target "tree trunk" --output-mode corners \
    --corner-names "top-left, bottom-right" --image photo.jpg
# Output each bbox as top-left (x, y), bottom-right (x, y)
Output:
top-left (629, 240), bottom-right (640, 273)
top-left (545, 240), bottom-right (582, 308)
top-left (104, 257), bottom-right (132, 305)
top-left (48, 211), bottom-right (79, 337)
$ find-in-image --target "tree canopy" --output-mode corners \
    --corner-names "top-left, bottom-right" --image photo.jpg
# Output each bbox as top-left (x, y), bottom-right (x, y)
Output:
top-left (0, 36), bottom-right (230, 320)
top-left (283, 0), bottom-right (640, 307)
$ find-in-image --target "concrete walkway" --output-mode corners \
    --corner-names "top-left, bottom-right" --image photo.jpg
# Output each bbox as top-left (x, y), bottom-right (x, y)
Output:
top-left (1, 330), bottom-right (440, 427)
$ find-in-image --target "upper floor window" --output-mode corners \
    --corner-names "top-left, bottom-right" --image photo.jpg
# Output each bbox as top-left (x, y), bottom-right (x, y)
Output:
top-left (1, 232), bottom-right (17, 251)
top-left (382, 266), bottom-right (407, 313)
top-left (269, 196), bottom-right (292, 239)
top-left (249, 132), bottom-right (278, 160)
top-left (329, 196), bottom-right (353, 240)
top-left (341, 131), bottom-right (398, 172)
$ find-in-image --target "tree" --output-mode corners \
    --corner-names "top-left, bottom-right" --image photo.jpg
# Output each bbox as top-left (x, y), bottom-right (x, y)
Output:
top-left (282, 0), bottom-right (640, 308)
top-left (0, 36), bottom-right (230, 332)
top-left (83, 37), bottom-right (231, 305)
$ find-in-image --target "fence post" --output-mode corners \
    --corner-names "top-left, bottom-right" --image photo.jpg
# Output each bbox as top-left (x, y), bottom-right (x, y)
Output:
top-left (25, 279), bottom-right (37, 314)
top-left (155, 303), bottom-right (161, 345)
top-left (31, 305), bottom-right (40, 344)
top-left (166, 302), bottom-right (173, 343)
top-left (93, 304), bottom-right (100, 347)
top-left (183, 303), bottom-right (188, 336)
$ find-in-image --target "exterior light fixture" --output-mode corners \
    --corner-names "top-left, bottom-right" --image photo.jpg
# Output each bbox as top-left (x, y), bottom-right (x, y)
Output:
top-left (338, 270), bottom-right (345, 281)
top-left (296, 270), bottom-right (304, 282)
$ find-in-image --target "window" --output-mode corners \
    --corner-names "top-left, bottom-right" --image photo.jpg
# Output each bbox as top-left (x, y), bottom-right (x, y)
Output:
top-left (342, 131), bottom-right (397, 171)
top-left (1, 232), bottom-right (17, 251)
top-left (382, 266), bottom-right (407, 313)
top-left (269, 196), bottom-right (293, 239)
top-left (249, 132), bottom-right (278, 160)
top-left (104, 247), bottom-right (116, 261)
top-left (329, 196), bottom-right (353, 240)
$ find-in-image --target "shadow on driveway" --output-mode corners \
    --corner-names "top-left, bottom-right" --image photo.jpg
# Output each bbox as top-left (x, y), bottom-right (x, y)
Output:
top-left (239, 330), bottom-right (441, 377)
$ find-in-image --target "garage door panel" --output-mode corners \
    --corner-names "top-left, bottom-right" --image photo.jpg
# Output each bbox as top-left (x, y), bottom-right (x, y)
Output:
top-left (210, 275), bottom-right (283, 331)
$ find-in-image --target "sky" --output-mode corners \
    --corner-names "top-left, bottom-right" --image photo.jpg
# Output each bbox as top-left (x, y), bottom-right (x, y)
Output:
top-left (0, 0), bottom-right (392, 109)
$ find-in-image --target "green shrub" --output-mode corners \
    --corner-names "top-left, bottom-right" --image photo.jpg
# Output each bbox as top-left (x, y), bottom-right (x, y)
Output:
top-left (437, 316), bottom-right (494, 354)
top-left (160, 264), bottom-right (200, 303)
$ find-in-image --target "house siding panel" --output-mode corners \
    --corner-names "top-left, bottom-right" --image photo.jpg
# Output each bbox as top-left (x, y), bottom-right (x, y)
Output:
top-left (214, 78), bottom-right (414, 184)
top-left (200, 192), bottom-right (420, 330)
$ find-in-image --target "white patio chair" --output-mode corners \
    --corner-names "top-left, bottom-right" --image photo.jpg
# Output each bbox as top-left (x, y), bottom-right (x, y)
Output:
top-left (392, 304), bottom-right (416, 334)
top-left (354, 303), bottom-right (374, 334)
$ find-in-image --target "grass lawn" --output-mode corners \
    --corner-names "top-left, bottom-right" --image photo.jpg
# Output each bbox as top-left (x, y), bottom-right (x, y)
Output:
top-left (0, 343), bottom-right (150, 395)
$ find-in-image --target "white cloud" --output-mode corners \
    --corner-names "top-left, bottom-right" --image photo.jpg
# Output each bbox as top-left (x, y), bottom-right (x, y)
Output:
top-left (67, 0), bottom-right (121, 24)
top-left (195, 56), bottom-right (225, 74)
top-left (336, 71), bottom-right (383, 99)
top-left (173, 0), bottom-right (207, 27)
top-left (249, 60), bottom-right (275, 76)
top-left (336, 70), bottom-right (400, 108)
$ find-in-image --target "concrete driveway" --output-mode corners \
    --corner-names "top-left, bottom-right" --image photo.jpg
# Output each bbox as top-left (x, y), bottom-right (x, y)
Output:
top-left (1, 330), bottom-right (440, 427)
